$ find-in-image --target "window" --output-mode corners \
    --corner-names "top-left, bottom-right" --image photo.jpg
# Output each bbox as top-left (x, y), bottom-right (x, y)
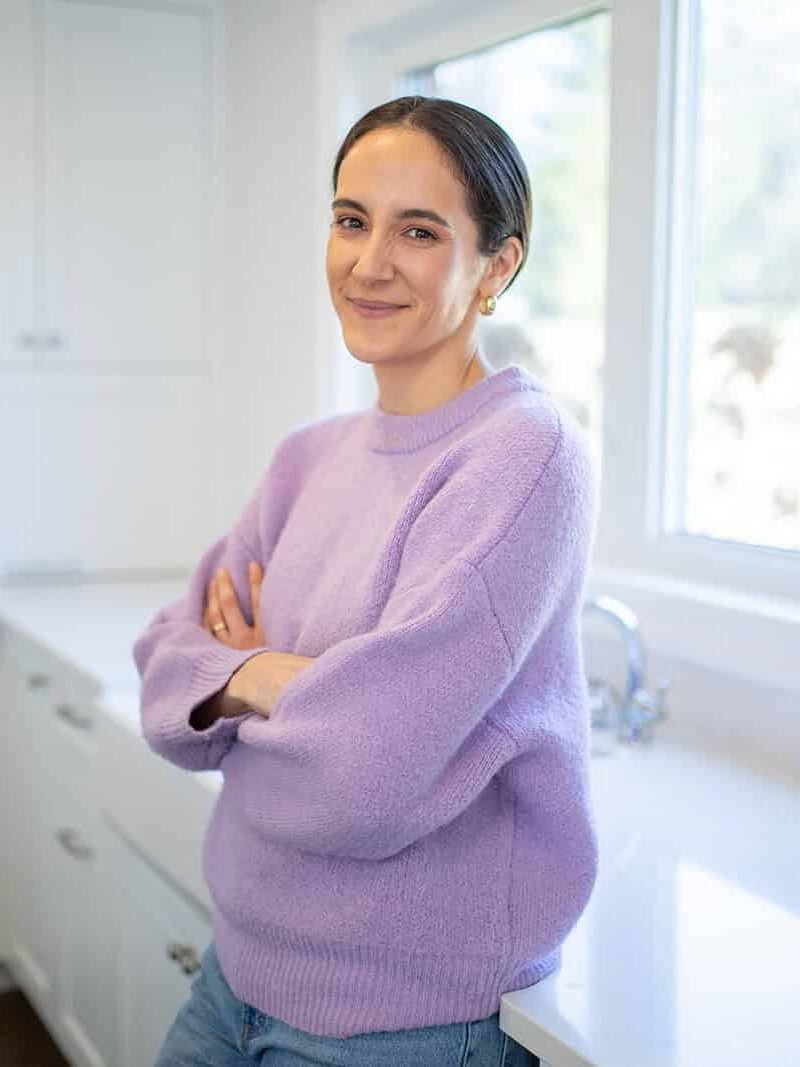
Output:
top-left (668, 0), bottom-right (800, 554)
top-left (403, 13), bottom-right (611, 486)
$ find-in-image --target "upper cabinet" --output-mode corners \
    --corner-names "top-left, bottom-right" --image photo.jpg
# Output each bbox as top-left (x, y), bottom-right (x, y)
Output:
top-left (1, 0), bottom-right (218, 372)
top-left (41, 0), bottom-right (211, 372)
top-left (0, 0), bottom-right (225, 578)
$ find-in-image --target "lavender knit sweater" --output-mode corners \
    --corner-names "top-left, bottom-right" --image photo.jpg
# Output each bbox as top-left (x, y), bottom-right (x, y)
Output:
top-left (132, 362), bottom-right (600, 1039)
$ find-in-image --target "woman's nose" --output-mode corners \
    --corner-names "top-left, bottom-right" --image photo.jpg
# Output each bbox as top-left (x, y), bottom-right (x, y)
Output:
top-left (351, 231), bottom-right (395, 283)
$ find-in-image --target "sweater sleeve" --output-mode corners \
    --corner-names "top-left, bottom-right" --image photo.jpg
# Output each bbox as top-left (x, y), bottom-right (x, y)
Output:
top-left (131, 527), bottom-right (272, 772)
top-left (130, 434), bottom-right (297, 771)
top-left (233, 427), bottom-right (596, 860)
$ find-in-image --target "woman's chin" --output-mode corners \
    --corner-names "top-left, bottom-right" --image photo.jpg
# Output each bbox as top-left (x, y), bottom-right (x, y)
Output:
top-left (341, 335), bottom-right (407, 365)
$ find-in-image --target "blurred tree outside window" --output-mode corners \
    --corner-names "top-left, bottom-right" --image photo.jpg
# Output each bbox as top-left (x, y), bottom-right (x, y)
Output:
top-left (677, 0), bottom-right (799, 553)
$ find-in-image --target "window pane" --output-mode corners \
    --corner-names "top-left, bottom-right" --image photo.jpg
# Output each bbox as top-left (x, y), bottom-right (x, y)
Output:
top-left (680, 1), bottom-right (800, 552)
top-left (404, 14), bottom-right (610, 481)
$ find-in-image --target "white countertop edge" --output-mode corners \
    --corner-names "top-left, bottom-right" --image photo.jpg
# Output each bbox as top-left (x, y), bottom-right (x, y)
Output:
top-left (500, 995), bottom-right (596, 1067)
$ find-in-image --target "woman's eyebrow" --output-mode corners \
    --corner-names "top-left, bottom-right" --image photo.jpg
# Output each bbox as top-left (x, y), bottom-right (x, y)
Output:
top-left (331, 197), bottom-right (451, 229)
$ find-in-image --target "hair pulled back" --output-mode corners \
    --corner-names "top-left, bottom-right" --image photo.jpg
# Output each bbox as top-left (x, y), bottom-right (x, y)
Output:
top-left (332, 96), bottom-right (532, 292)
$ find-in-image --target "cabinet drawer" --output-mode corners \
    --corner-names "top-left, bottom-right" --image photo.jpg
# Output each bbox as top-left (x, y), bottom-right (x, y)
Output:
top-left (47, 785), bottom-right (117, 1067)
top-left (8, 623), bottom-right (100, 767)
top-left (97, 699), bottom-right (218, 913)
top-left (5, 621), bottom-right (97, 699)
top-left (106, 821), bottom-right (213, 1067)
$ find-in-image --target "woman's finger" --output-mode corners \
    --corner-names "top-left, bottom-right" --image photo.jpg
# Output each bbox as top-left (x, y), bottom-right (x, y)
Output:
top-left (248, 561), bottom-right (263, 626)
top-left (215, 568), bottom-right (248, 636)
top-left (204, 577), bottom-right (220, 633)
top-left (207, 575), bottom-right (228, 640)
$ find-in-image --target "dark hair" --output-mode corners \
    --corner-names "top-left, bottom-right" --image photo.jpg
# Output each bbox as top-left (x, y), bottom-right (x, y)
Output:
top-left (331, 96), bottom-right (532, 293)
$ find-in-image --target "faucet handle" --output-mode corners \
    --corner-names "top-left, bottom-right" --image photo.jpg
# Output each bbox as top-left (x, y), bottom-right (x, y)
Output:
top-left (626, 689), bottom-right (655, 743)
top-left (626, 680), bottom-right (669, 742)
top-left (587, 676), bottom-right (621, 729)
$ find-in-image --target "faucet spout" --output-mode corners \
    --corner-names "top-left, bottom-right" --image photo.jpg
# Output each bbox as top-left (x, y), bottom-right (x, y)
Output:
top-left (582, 594), bottom-right (668, 744)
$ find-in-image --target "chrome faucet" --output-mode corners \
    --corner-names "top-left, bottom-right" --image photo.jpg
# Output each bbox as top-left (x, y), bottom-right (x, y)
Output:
top-left (582, 594), bottom-right (669, 744)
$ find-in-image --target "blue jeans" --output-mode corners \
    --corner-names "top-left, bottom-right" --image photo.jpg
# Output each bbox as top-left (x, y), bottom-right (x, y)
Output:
top-left (156, 942), bottom-right (540, 1066)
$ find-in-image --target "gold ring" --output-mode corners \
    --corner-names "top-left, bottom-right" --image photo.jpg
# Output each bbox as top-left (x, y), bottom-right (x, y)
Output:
top-left (212, 621), bottom-right (227, 634)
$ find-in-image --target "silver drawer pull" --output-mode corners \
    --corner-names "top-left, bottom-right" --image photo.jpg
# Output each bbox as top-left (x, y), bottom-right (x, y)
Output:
top-left (27, 672), bottom-right (51, 690)
top-left (55, 827), bottom-right (95, 861)
top-left (166, 942), bottom-right (201, 976)
top-left (55, 702), bottom-right (94, 731)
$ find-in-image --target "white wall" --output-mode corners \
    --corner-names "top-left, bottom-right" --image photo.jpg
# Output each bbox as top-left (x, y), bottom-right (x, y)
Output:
top-left (223, 0), bottom-right (328, 513)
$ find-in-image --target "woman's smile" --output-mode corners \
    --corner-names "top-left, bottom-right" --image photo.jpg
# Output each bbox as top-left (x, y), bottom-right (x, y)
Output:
top-left (347, 296), bottom-right (410, 318)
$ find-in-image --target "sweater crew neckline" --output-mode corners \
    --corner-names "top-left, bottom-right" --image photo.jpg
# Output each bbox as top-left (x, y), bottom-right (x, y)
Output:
top-left (364, 363), bottom-right (539, 453)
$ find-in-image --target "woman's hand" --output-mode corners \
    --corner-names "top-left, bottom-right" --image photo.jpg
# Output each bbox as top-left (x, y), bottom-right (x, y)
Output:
top-left (202, 561), bottom-right (268, 650)
top-left (201, 561), bottom-right (315, 718)
top-left (228, 650), bottom-right (316, 719)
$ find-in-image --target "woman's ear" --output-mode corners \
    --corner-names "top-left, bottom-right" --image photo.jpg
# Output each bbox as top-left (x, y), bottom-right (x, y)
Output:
top-left (482, 235), bottom-right (524, 298)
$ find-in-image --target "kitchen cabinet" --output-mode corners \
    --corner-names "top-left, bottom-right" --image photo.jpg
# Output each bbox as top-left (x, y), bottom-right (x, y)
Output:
top-left (50, 786), bottom-right (117, 1067)
top-left (0, 0), bottom-right (224, 578)
top-left (3, 625), bottom-right (114, 1067)
top-left (0, 619), bottom-right (211, 1066)
top-left (107, 822), bottom-right (211, 1067)
top-left (3, 628), bottom-right (63, 1025)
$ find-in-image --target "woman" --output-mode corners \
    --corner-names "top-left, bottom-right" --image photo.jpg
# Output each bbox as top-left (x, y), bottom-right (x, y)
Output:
top-left (134, 95), bottom-right (599, 1066)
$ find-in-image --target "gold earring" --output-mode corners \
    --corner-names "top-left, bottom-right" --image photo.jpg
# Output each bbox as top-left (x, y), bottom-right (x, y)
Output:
top-left (479, 295), bottom-right (497, 316)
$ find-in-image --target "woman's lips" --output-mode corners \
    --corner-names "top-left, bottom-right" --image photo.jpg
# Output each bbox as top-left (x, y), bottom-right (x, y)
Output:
top-left (348, 298), bottom-right (409, 319)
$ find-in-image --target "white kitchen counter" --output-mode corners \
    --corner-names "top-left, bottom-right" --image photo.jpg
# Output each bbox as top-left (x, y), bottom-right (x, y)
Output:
top-left (2, 580), bottom-right (799, 1067)
top-left (501, 742), bottom-right (800, 1066)
top-left (0, 578), bottom-right (187, 692)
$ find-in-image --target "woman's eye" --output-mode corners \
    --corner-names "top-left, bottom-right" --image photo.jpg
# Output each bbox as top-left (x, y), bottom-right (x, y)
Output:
top-left (334, 216), bottom-right (363, 231)
top-left (406, 227), bottom-right (436, 242)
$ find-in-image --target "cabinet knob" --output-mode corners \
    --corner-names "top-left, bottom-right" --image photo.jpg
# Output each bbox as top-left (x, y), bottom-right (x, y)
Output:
top-left (55, 827), bottom-right (95, 861)
top-left (181, 954), bottom-right (201, 976)
top-left (55, 702), bottom-right (94, 731)
top-left (17, 332), bottom-right (65, 349)
top-left (166, 942), bottom-right (201, 976)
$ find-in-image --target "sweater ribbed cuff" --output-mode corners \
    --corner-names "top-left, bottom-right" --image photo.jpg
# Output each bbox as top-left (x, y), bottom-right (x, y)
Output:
top-left (187, 643), bottom-right (271, 734)
top-left (156, 644), bottom-right (272, 746)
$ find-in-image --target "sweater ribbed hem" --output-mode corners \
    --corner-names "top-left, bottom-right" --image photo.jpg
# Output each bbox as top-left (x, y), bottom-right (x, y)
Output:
top-left (211, 908), bottom-right (561, 1039)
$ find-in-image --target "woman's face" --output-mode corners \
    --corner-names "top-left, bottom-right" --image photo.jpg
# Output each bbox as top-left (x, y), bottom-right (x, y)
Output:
top-left (326, 126), bottom-right (491, 367)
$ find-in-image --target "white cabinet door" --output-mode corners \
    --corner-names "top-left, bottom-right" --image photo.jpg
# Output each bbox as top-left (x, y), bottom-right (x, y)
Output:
top-left (49, 785), bottom-right (117, 1067)
top-left (3, 626), bottom-right (114, 1067)
top-left (1, 619), bottom-right (217, 1066)
top-left (107, 822), bottom-right (213, 1067)
top-left (0, 0), bottom-right (225, 579)
top-left (0, 0), bottom-right (36, 365)
top-left (40, 0), bottom-right (213, 372)
top-left (3, 642), bottom-right (62, 1022)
